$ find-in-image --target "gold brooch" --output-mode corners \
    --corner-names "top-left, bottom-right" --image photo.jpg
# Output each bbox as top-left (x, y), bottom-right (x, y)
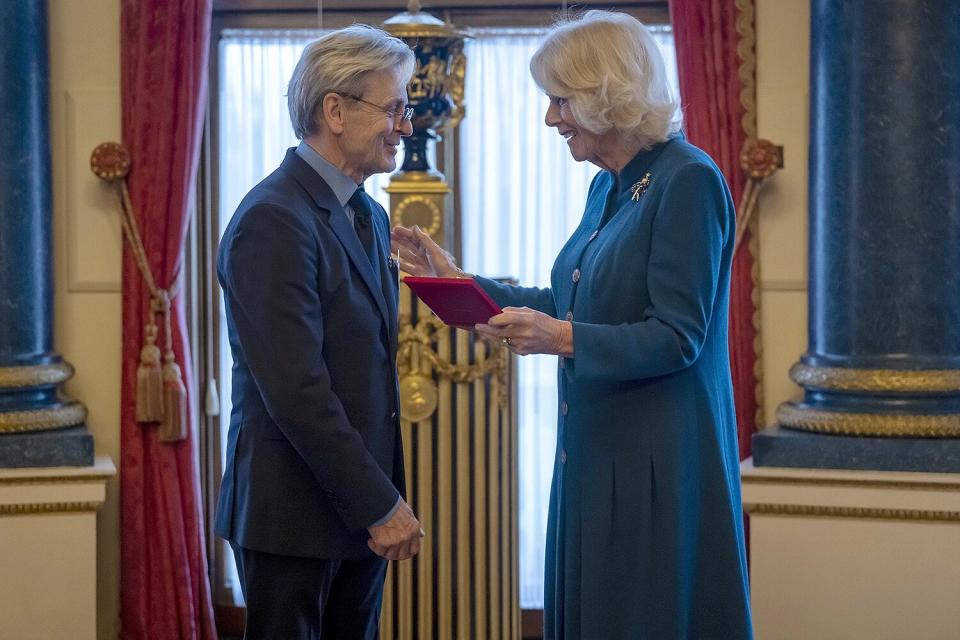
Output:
top-left (630, 172), bottom-right (652, 201)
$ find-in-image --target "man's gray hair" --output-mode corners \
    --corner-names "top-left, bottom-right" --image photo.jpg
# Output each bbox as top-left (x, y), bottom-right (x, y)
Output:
top-left (287, 24), bottom-right (415, 139)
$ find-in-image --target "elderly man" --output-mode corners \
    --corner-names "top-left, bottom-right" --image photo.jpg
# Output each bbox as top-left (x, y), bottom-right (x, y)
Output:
top-left (215, 25), bottom-right (421, 639)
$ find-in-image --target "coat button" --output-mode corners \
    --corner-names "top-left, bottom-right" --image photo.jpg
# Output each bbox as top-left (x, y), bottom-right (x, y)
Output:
top-left (560, 401), bottom-right (568, 415)
top-left (390, 411), bottom-right (398, 421)
top-left (572, 268), bottom-right (581, 283)
top-left (565, 311), bottom-right (573, 321)
top-left (560, 450), bottom-right (567, 464)
top-left (589, 230), bottom-right (598, 241)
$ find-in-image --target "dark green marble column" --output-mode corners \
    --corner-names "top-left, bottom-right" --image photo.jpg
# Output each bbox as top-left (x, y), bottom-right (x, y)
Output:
top-left (754, 0), bottom-right (960, 472)
top-left (0, 0), bottom-right (91, 467)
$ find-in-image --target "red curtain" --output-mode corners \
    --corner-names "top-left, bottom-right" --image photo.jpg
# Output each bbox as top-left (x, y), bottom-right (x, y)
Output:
top-left (670, 0), bottom-right (757, 461)
top-left (119, 1), bottom-right (216, 638)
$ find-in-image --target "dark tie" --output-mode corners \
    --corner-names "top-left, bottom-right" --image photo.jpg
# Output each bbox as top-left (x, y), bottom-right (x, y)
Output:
top-left (348, 186), bottom-right (377, 268)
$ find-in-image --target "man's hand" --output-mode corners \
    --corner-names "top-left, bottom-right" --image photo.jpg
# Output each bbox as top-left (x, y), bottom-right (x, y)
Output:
top-left (391, 225), bottom-right (465, 278)
top-left (367, 498), bottom-right (424, 561)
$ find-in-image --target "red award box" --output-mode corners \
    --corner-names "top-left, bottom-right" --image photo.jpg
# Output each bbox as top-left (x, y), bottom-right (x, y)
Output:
top-left (403, 276), bottom-right (502, 328)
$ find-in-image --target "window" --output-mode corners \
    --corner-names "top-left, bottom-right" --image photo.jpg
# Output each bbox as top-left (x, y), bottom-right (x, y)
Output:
top-left (207, 15), bottom-right (676, 614)
top-left (459, 27), bottom-right (678, 608)
top-left (215, 29), bottom-right (408, 604)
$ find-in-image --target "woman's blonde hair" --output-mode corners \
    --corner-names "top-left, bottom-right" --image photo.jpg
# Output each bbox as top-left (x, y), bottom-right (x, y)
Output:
top-left (530, 10), bottom-right (681, 148)
top-left (288, 24), bottom-right (415, 139)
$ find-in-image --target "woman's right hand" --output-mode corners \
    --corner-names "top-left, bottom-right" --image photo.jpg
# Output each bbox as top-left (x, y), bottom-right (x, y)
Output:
top-left (391, 225), bottom-right (467, 279)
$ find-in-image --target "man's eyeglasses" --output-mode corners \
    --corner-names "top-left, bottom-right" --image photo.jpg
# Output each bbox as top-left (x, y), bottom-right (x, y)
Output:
top-left (342, 94), bottom-right (414, 123)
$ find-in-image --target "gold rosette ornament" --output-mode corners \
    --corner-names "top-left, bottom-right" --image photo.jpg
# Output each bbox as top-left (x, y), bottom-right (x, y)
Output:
top-left (90, 142), bottom-right (188, 443)
top-left (734, 138), bottom-right (783, 253)
top-left (741, 138), bottom-right (781, 179)
top-left (89, 142), bottom-right (131, 181)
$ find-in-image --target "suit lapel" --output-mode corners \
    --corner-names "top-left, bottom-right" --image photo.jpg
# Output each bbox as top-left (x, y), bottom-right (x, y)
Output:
top-left (281, 150), bottom-right (390, 329)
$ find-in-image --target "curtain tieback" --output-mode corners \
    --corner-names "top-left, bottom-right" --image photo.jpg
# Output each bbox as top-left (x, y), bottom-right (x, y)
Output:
top-left (734, 138), bottom-right (783, 254)
top-left (89, 141), bottom-right (187, 443)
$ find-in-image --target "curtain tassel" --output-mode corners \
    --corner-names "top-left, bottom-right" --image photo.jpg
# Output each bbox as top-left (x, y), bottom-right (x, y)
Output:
top-left (157, 289), bottom-right (187, 442)
top-left (159, 352), bottom-right (188, 442)
top-left (135, 324), bottom-right (165, 422)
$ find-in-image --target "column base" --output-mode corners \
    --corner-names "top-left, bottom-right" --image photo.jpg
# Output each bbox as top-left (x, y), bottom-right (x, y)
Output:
top-left (778, 400), bottom-right (960, 437)
top-left (0, 425), bottom-right (94, 468)
top-left (753, 425), bottom-right (960, 473)
top-left (0, 456), bottom-right (115, 639)
top-left (742, 459), bottom-right (960, 640)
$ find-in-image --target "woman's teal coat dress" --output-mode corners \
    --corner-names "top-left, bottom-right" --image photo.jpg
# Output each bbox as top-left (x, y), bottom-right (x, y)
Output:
top-left (475, 135), bottom-right (753, 639)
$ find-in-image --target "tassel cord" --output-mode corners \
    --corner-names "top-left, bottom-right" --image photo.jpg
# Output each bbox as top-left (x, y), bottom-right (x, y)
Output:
top-left (115, 182), bottom-right (183, 302)
top-left (113, 181), bottom-right (186, 438)
top-left (113, 182), bottom-right (183, 349)
top-left (734, 178), bottom-right (762, 254)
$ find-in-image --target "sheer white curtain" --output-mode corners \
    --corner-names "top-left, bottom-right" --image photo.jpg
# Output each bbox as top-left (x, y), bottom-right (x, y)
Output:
top-left (218, 29), bottom-right (397, 225)
top-left (217, 25), bottom-right (676, 609)
top-left (460, 28), bottom-right (598, 609)
top-left (217, 30), bottom-right (399, 603)
top-left (460, 27), bottom-right (677, 609)
top-left (217, 28), bottom-right (410, 518)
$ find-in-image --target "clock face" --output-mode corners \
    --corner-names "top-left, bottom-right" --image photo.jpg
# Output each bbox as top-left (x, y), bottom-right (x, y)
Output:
top-left (395, 195), bottom-right (442, 239)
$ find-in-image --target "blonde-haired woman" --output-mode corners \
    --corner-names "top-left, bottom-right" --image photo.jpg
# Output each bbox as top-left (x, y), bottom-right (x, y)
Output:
top-left (394, 10), bottom-right (752, 639)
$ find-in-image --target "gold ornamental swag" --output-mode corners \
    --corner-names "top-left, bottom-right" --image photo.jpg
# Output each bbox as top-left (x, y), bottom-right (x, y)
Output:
top-left (321, 2), bottom-right (520, 638)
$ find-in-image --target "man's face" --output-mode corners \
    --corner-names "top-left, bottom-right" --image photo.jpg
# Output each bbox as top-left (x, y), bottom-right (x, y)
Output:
top-left (340, 67), bottom-right (413, 182)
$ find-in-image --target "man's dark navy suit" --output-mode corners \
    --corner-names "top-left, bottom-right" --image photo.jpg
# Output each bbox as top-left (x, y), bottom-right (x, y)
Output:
top-left (215, 148), bottom-right (404, 634)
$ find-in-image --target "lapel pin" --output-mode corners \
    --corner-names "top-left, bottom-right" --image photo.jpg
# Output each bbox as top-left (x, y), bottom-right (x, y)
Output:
top-left (630, 172), bottom-right (652, 201)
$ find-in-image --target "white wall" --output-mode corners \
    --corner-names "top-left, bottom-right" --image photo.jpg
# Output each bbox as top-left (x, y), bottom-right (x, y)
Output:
top-left (755, 0), bottom-right (809, 426)
top-left (49, 1), bottom-right (122, 638)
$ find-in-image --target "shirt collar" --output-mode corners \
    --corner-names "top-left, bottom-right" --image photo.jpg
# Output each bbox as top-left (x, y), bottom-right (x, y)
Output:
top-left (295, 141), bottom-right (359, 206)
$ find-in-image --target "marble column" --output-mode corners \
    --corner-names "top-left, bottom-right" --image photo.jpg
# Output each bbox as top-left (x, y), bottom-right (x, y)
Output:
top-left (0, 0), bottom-right (91, 467)
top-left (754, 0), bottom-right (960, 471)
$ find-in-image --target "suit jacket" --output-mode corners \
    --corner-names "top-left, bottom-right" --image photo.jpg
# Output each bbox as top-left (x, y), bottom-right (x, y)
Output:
top-left (215, 148), bottom-right (403, 559)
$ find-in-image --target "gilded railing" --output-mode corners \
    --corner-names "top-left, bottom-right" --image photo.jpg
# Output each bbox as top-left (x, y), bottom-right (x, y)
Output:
top-left (380, 288), bottom-right (519, 640)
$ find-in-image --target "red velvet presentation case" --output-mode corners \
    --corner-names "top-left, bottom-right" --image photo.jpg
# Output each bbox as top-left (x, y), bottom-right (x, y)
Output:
top-left (403, 276), bottom-right (502, 328)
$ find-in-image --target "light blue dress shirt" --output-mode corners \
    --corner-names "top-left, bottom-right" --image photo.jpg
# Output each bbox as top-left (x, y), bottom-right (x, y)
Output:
top-left (295, 141), bottom-right (361, 221)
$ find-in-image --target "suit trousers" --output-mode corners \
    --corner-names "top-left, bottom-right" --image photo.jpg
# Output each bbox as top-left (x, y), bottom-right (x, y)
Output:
top-left (231, 542), bottom-right (388, 639)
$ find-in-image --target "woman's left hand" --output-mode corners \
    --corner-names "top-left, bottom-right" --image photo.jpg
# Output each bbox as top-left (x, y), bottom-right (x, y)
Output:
top-left (475, 307), bottom-right (573, 357)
